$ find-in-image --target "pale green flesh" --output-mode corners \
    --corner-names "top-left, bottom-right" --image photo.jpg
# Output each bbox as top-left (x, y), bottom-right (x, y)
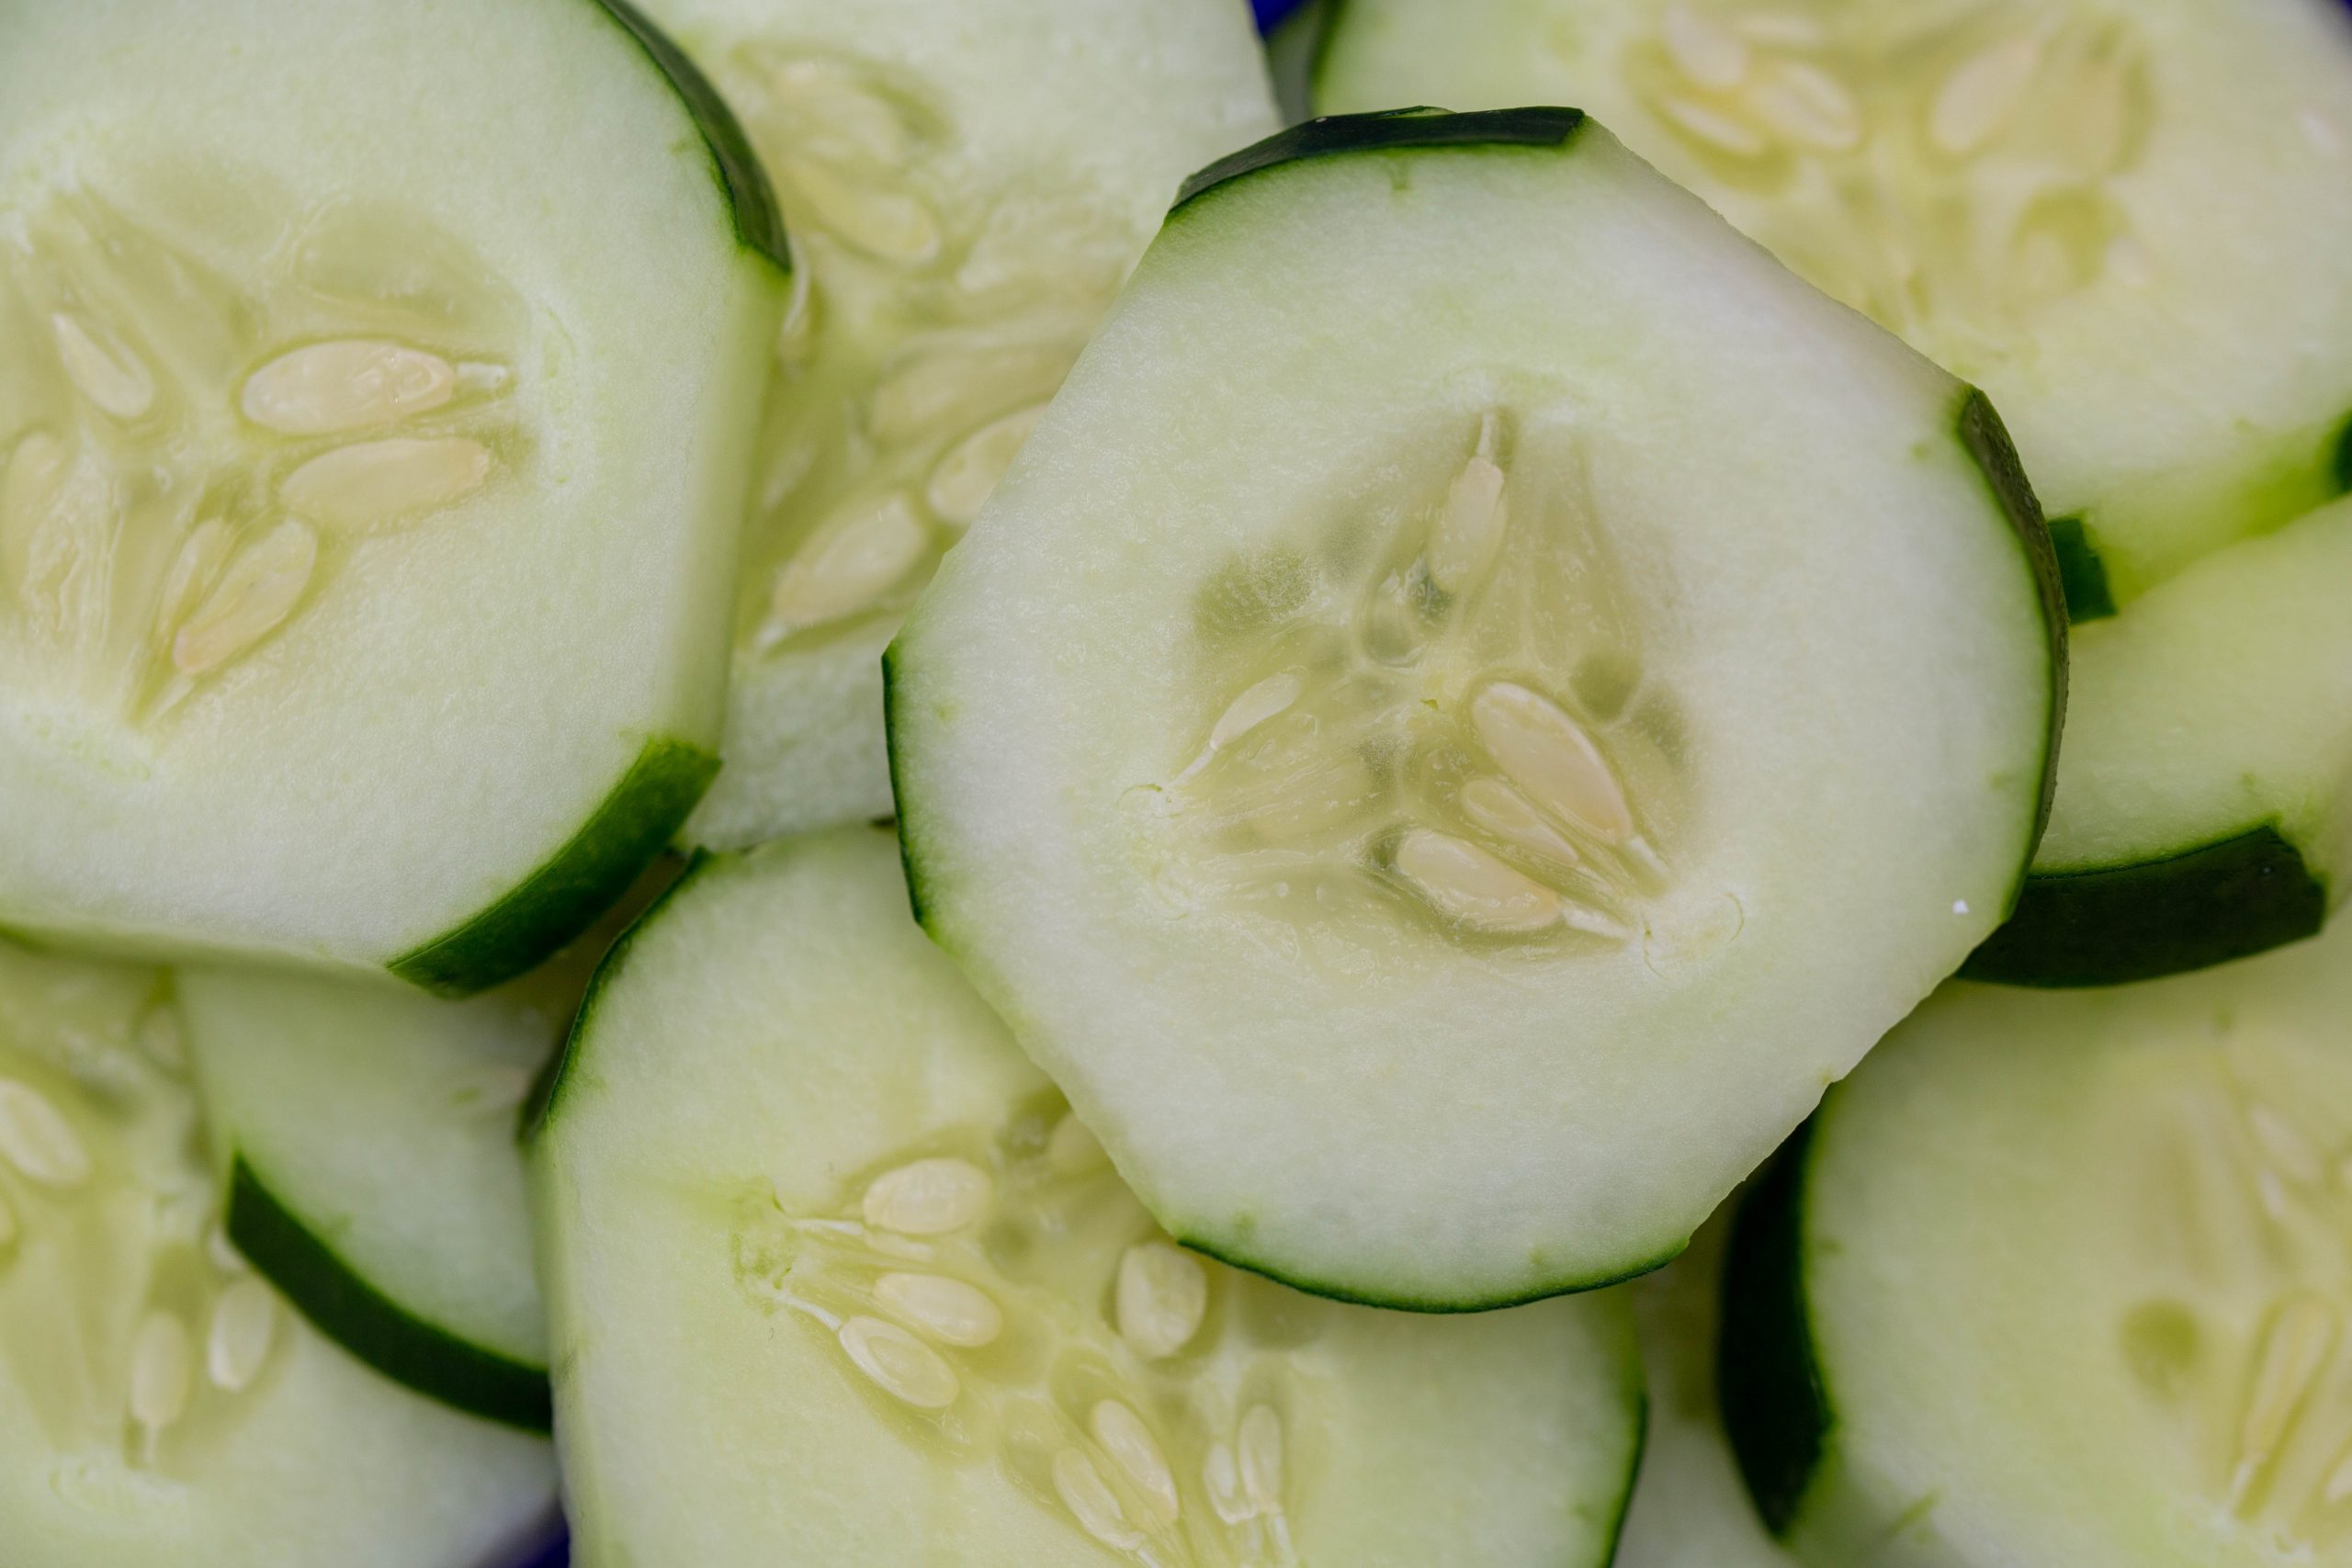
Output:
top-left (643, 0), bottom-right (1279, 847)
top-left (888, 126), bottom-right (2054, 1306)
top-left (0, 0), bottom-right (781, 974)
top-left (0, 939), bottom-right (554, 1568)
top-left (1792, 921), bottom-right (2352, 1566)
top-left (2035, 492), bottom-right (2352, 881)
top-left (533, 829), bottom-right (1645, 1567)
top-left (1314, 0), bottom-right (2352, 604)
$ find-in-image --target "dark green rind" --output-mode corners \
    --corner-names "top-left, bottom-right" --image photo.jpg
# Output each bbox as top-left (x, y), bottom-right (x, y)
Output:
top-left (1719, 1122), bottom-right (1831, 1537)
top-left (390, 737), bottom-right (719, 999)
top-left (1960, 825), bottom-right (2326, 987)
top-left (2043, 515), bottom-right (2116, 623)
top-left (591, 0), bottom-right (789, 270)
top-left (1174, 107), bottom-right (1589, 211)
top-left (879, 643), bottom-right (937, 933)
top-left (227, 1157), bottom-right (551, 1432)
top-left (1178, 1224), bottom-right (1687, 1314)
top-left (1598, 1384), bottom-right (1652, 1568)
top-left (522, 851), bottom-right (716, 1143)
top-left (2335, 410), bottom-right (2352, 494)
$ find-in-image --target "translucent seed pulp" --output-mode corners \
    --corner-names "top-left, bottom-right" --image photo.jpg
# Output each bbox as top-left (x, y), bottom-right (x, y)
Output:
top-left (129, 1310), bottom-right (194, 1459)
top-left (0, 1078), bottom-right (92, 1187)
top-left (51, 312), bottom-right (157, 422)
top-left (2233, 1294), bottom-right (2337, 1506)
top-left (171, 518), bottom-right (317, 676)
top-left (862, 1157), bottom-right (992, 1236)
top-left (838, 1314), bottom-right (961, 1409)
top-left (1116, 1241), bottom-right (1209, 1360)
top-left (207, 1277), bottom-right (277, 1393)
top-left (1092, 1398), bottom-right (1182, 1524)
top-left (765, 493), bottom-right (932, 637)
top-left (1054, 1446), bottom-right (1146, 1551)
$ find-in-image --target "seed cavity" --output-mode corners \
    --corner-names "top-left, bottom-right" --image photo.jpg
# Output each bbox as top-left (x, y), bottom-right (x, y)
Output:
top-left (1047, 1111), bottom-right (1110, 1176)
top-left (1929, 35), bottom-right (2043, 155)
top-left (1115, 1240), bottom-right (1208, 1360)
top-left (207, 1277), bottom-right (277, 1392)
top-left (172, 518), bottom-right (317, 677)
top-left (1661, 2), bottom-right (1751, 88)
top-left (1748, 60), bottom-right (1862, 152)
top-left (129, 1310), bottom-right (194, 1461)
top-left (242, 340), bottom-right (458, 435)
top-left (874, 1272), bottom-right (1003, 1348)
top-left (780, 158), bottom-right (943, 265)
top-left (279, 436), bottom-right (490, 532)
top-left (1238, 1404), bottom-right (1286, 1515)
top-left (925, 403), bottom-right (1045, 527)
top-left (838, 1314), bottom-right (961, 1408)
top-left (1053, 1445), bottom-right (1145, 1551)
top-left (1660, 95), bottom-right (1771, 158)
top-left (51, 312), bottom-right (156, 422)
top-left (0, 1078), bottom-right (91, 1187)
top-left (862, 1157), bottom-right (992, 1236)
top-left (2232, 1294), bottom-right (2337, 1509)
top-left (1091, 1398), bottom-right (1182, 1524)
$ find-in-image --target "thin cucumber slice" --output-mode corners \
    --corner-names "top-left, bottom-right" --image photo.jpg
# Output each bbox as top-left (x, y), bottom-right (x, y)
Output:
top-left (1963, 493), bottom-right (2352, 985)
top-left (0, 0), bottom-right (786, 990)
top-left (887, 109), bottom-right (2062, 1306)
top-left (1726, 924), bottom-right (2352, 1566)
top-left (636, 0), bottom-right (1277, 847)
top-left (0, 939), bottom-right (555, 1568)
top-left (1312, 0), bottom-right (2352, 608)
top-left (531, 829), bottom-right (1646, 1567)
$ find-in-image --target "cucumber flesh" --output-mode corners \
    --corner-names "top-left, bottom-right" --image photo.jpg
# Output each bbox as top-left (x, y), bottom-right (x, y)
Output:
top-left (531, 829), bottom-right (1646, 1567)
top-left (0, 939), bottom-right (555, 1568)
top-left (0, 0), bottom-right (783, 987)
top-left (888, 110), bottom-right (2061, 1306)
top-left (637, 0), bottom-right (1279, 847)
top-left (1729, 923), bottom-right (2352, 1566)
top-left (1312, 0), bottom-right (2352, 606)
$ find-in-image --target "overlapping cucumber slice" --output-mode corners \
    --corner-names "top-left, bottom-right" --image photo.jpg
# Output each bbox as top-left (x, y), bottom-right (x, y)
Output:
top-left (888, 109), bottom-right (2062, 1307)
top-left (530, 829), bottom-right (1645, 1566)
top-left (0, 0), bottom-right (785, 990)
top-left (1312, 0), bottom-right (2352, 611)
top-left (0, 938), bottom-right (555, 1568)
top-left (1727, 921), bottom-right (2352, 1566)
top-left (628, 0), bottom-right (1277, 847)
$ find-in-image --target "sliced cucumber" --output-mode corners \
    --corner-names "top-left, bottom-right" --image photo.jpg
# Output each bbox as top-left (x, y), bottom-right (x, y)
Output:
top-left (0, 0), bottom-right (785, 989)
top-left (1963, 493), bottom-right (2352, 985)
top-left (1312, 0), bottom-right (2352, 608)
top-left (632, 0), bottom-right (1277, 848)
top-left (0, 938), bottom-right (556, 1568)
top-left (1726, 925), bottom-right (2352, 1566)
top-left (887, 109), bottom-right (2063, 1306)
top-left (531, 828), bottom-right (1645, 1567)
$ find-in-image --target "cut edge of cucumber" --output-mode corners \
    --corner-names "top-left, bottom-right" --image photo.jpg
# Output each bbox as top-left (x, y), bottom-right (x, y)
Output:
top-left (390, 737), bottom-right (718, 998)
top-left (1717, 1121), bottom-right (1830, 1539)
top-left (2043, 515), bottom-right (2116, 623)
top-left (592, 0), bottom-right (789, 271)
top-left (226, 1158), bottom-right (553, 1432)
top-left (1173, 105), bottom-right (1589, 212)
top-left (1961, 825), bottom-right (2328, 987)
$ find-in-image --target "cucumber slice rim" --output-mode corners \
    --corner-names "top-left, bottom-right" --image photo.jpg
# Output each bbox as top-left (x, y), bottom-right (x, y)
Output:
top-left (1718, 1123), bottom-right (1831, 1538)
top-left (1175, 105), bottom-right (1590, 211)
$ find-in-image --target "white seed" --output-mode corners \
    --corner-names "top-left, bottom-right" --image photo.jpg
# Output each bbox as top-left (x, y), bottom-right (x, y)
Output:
top-left (874, 1272), bottom-right (1003, 1348)
top-left (130, 1311), bottom-right (194, 1440)
top-left (207, 1278), bottom-right (277, 1392)
top-left (861, 1157), bottom-right (992, 1236)
top-left (279, 437), bottom-right (490, 532)
top-left (766, 493), bottom-right (931, 637)
top-left (51, 312), bottom-right (155, 421)
top-left (870, 347), bottom-right (1065, 446)
top-left (1209, 672), bottom-right (1304, 754)
top-left (207, 1224), bottom-right (248, 1274)
top-left (0, 1078), bottom-right (90, 1187)
top-left (1661, 3), bottom-right (1750, 88)
top-left (173, 519), bottom-right (317, 677)
top-left (1395, 829), bottom-right (1566, 933)
top-left (1238, 1404), bottom-right (1285, 1514)
top-left (1460, 776), bottom-right (1581, 869)
top-left (838, 1315), bottom-right (960, 1409)
top-left (1116, 1240), bottom-right (1208, 1359)
top-left (765, 59), bottom-right (915, 164)
top-left (2248, 1103), bottom-right (2324, 1187)
top-left (1091, 1399), bottom-right (1181, 1524)
top-left (782, 157), bottom-right (941, 265)
top-left (242, 340), bottom-right (458, 435)
top-left (150, 519), bottom-right (232, 642)
top-left (2233, 1294), bottom-right (2336, 1504)
top-left (1204, 1440), bottom-right (1252, 1524)
top-left (1471, 682), bottom-right (1634, 843)
top-left (1658, 95), bottom-right (1770, 158)
top-left (1929, 36), bottom-right (2042, 156)
top-left (1747, 61), bottom-right (1861, 152)
top-left (924, 404), bottom-right (1045, 527)
top-left (1046, 1111), bottom-right (1110, 1176)
top-left (1053, 1447), bottom-right (1144, 1551)
top-left (1429, 451), bottom-right (1508, 594)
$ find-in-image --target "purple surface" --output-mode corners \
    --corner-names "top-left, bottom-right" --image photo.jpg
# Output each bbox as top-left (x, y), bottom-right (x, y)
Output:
top-left (1254, 0), bottom-right (1309, 28)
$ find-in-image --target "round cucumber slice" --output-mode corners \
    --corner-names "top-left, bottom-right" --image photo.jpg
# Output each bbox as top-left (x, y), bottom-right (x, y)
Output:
top-left (1963, 493), bottom-right (2352, 985)
top-left (631, 0), bottom-right (1278, 848)
top-left (1312, 0), bottom-right (2352, 609)
top-left (1726, 925), bottom-right (2352, 1566)
top-left (0, 0), bottom-right (786, 991)
top-left (886, 109), bottom-right (2063, 1307)
top-left (0, 938), bottom-right (555, 1568)
top-left (530, 829), bottom-right (1646, 1567)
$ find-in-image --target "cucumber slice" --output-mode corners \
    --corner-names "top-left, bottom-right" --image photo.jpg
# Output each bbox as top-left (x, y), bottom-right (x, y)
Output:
top-left (632, 0), bottom-right (1277, 848)
top-left (0, 0), bottom-right (786, 990)
top-left (1963, 493), bottom-right (2352, 985)
top-left (887, 109), bottom-right (2063, 1306)
top-left (1312, 0), bottom-right (2352, 607)
top-left (0, 938), bottom-right (556, 1568)
top-left (1725, 926), bottom-right (2352, 1566)
top-left (531, 829), bottom-right (1646, 1567)
top-left (1617, 1215), bottom-right (1796, 1568)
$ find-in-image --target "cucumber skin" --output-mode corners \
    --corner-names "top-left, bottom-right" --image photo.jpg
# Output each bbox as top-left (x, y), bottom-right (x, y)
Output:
top-left (391, 738), bottom-right (718, 999)
top-left (1176, 106), bottom-right (1589, 211)
top-left (2043, 515), bottom-right (2116, 623)
top-left (227, 1158), bottom-right (552, 1432)
top-left (1719, 1122), bottom-right (1831, 1539)
top-left (1961, 825), bottom-right (2327, 987)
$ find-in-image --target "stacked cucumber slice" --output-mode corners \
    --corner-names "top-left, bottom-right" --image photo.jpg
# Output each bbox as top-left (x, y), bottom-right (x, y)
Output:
top-left (3, 0), bottom-right (2347, 1563)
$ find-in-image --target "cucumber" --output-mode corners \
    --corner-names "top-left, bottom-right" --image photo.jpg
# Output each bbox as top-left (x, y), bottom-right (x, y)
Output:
top-left (530, 828), bottom-right (1647, 1567)
top-left (0, 0), bottom-right (785, 991)
top-left (1725, 926), bottom-right (2352, 1566)
top-left (634, 0), bottom-right (1277, 848)
top-left (1963, 493), bottom-right (2352, 985)
top-left (1311, 0), bottom-right (2352, 611)
top-left (887, 109), bottom-right (2064, 1306)
top-left (0, 937), bottom-right (556, 1568)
